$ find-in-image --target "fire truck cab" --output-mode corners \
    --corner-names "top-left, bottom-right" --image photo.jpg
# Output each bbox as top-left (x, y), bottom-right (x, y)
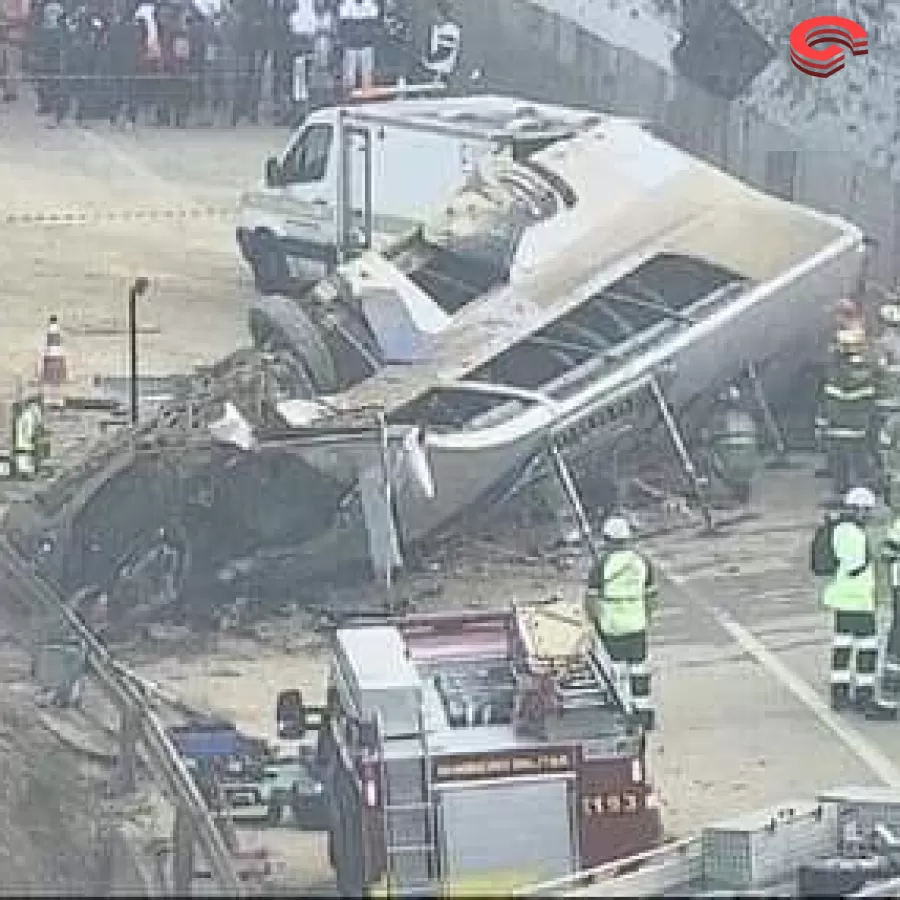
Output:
top-left (294, 599), bottom-right (662, 896)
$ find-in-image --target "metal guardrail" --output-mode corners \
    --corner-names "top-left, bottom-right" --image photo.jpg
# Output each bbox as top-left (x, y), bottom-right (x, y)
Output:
top-left (0, 534), bottom-right (244, 896)
top-left (514, 837), bottom-right (702, 897)
top-left (853, 874), bottom-right (900, 897)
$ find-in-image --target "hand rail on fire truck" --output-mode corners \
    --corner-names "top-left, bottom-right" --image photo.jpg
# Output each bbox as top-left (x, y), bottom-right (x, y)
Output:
top-left (513, 836), bottom-right (702, 897)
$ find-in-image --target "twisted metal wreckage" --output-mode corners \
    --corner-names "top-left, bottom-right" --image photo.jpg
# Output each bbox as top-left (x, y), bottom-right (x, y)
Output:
top-left (5, 98), bottom-right (869, 620)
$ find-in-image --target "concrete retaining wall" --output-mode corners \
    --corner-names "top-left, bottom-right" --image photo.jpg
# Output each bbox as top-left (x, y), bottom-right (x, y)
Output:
top-left (440, 0), bottom-right (900, 283)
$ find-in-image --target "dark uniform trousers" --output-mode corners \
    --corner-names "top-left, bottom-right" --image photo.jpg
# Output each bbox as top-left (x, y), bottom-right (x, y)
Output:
top-left (831, 610), bottom-right (879, 707)
top-left (602, 629), bottom-right (652, 727)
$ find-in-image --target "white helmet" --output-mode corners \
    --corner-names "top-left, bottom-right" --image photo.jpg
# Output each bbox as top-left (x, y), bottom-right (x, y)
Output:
top-left (880, 303), bottom-right (900, 326)
top-left (602, 515), bottom-right (632, 542)
top-left (844, 486), bottom-right (877, 510)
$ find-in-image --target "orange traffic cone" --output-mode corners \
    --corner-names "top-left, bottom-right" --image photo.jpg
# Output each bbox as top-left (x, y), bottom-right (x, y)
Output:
top-left (40, 314), bottom-right (68, 408)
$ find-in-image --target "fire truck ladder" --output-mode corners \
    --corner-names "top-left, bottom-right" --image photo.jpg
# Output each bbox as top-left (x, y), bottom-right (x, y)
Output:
top-left (380, 710), bottom-right (439, 896)
top-left (516, 597), bottom-right (629, 717)
top-left (555, 645), bottom-right (621, 713)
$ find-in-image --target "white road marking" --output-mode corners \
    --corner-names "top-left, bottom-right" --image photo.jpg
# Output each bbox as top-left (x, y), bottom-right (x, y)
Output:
top-left (662, 568), bottom-right (900, 788)
top-left (711, 608), bottom-right (900, 787)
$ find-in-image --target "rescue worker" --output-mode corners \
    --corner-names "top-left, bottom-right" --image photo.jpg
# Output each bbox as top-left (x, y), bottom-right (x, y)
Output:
top-left (817, 328), bottom-right (878, 498)
top-left (705, 383), bottom-right (762, 505)
top-left (821, 487), bottom-right (882, 712)
top-left (585, 516), bottom-right (658, 730)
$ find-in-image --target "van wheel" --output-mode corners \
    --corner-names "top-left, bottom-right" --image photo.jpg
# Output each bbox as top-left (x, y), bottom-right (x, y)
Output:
top-left (252, 232), bottom-right (290, 295)
top-left (267, 801), bottom-right (283, 826)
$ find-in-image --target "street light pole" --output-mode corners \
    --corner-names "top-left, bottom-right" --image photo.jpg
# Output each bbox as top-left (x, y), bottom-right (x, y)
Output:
top-left (128, 277), bottom-right (150, 427)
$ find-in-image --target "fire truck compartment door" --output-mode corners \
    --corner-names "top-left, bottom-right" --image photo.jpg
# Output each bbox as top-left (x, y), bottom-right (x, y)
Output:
top-left (437, 777), bottom-right (575, 886)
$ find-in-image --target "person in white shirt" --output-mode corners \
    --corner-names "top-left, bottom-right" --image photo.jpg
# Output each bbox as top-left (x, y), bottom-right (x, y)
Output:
top-left (289, 0), bottom-right (315, 109)
top-left (338, 0), bottom-right (380, 93)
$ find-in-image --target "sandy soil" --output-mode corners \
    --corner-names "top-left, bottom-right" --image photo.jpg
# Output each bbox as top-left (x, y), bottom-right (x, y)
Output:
top-left (0, 99), bottom-right (283, 891)
top-left (0, 105), bottom-right (282, 393)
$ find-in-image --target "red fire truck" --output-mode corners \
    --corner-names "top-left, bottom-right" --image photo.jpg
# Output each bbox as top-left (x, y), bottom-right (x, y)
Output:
top-left (278, 598), bottom-right (663, 896)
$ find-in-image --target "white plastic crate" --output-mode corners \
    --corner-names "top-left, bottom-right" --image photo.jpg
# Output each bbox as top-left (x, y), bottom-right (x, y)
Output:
top-left (701, 802), bottom-right (836, 890)
top-left (819, 786), bottom-right (900, 848)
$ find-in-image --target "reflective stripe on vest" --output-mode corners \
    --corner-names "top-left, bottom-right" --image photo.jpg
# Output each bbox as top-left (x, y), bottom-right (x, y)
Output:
top-left (824, 383), bottom-right (876, 401)
top-left (823, 520), bottom-right (876, 612)
top-left (339, 0), bottom-right (379, 19)
top-left (595, 549), bottom-right (648, 637)
top-left (714, 409), bottom-right (758, 446)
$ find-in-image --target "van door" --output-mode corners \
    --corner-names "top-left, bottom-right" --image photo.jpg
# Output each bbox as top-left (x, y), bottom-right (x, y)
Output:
top-left (278, 120), bottom-right (338, 279)
top-left (339, 125), bottom-right (373, 259)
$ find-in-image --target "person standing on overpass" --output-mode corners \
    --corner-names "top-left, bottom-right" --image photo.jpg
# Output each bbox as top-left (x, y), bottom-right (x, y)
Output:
top-left (585, 515), bottom-right (659, 731)
top-left (338, 0), bottom-right (380, 94)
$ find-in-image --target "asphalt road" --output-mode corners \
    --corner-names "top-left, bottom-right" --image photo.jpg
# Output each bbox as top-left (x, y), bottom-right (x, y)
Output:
top-left (642, 456), bottom-right (895, 836)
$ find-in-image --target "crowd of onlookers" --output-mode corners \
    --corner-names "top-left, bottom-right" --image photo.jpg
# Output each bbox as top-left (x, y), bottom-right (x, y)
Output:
top-left (0, 0), bottom-right (463, 126)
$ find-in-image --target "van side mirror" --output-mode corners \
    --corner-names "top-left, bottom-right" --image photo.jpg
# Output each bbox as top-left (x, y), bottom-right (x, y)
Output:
top-left (276, 689), bottom-right (305, 739)
top-left (265, 156), bottom-right (282, 188)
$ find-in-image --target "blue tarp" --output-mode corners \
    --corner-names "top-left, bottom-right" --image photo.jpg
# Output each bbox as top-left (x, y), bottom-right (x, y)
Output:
top-left (167, 723), bottom-right (242, 759)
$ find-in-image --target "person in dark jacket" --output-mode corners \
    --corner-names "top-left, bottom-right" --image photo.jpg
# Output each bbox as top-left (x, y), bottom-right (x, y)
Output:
top-left (34, 0), bottom-right (65, 117)
top-left (62, 9), bottom-right (95, 124)
top-left (107, 10), bottom-right (142, 126)
top-left (186, 8), bottom-right (207, 121)
top-left (163, 7), bottom-right (192, 126)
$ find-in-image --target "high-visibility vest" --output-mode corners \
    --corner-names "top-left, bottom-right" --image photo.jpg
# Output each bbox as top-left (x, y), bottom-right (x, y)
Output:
top-left (821, 368), bottom-right (876, 438)
top-left (586, 549), bottom-right (652, 637)
top-left (823, 520), bottom-right (876, 612)
top-left (712, 408), bottom-right (758, 445)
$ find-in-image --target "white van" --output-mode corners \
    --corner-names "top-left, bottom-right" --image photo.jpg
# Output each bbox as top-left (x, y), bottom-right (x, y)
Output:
top-left (236, 94), bottom-right (601, 295)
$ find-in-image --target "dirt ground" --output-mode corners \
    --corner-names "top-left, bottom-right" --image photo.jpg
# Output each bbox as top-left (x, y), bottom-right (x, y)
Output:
top-left (0, 104), bottom-right (281, 395)
top-left (0, 604), bottom-right (111, 893)
top-left (0, 100), bottom-right (282, 892)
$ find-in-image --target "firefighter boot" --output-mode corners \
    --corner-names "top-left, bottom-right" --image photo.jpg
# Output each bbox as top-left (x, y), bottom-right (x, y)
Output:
top-left (830, 683), bottom-right (852, 711)
top-left (869, 657), bottom-right (900, 720)
top-left (884, 656), bottom-right (900, 694)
